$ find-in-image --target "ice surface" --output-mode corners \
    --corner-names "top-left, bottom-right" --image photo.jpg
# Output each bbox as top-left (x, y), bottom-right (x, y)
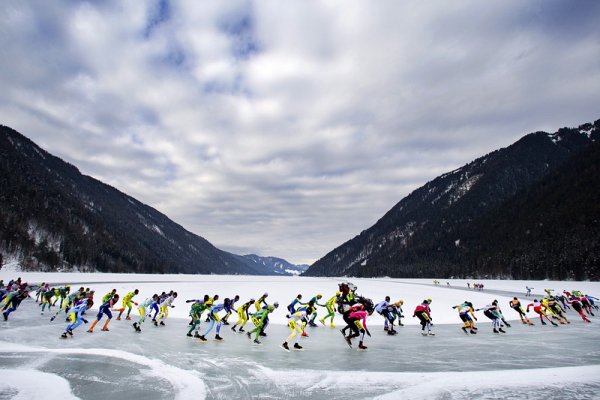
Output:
top-left (1, 273), bottom-right (599, 399)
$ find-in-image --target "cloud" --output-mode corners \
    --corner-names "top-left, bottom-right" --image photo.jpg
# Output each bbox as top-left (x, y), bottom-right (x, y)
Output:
top-left (1, 0), bottom-right (599, 264)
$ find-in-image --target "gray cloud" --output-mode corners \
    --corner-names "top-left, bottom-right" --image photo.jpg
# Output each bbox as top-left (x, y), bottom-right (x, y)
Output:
top-left (1, 0), bottom-right (599, 264)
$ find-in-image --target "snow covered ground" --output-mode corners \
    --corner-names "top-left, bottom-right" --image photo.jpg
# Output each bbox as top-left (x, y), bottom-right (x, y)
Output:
top-left (1, 272), bottom-right (599, 399)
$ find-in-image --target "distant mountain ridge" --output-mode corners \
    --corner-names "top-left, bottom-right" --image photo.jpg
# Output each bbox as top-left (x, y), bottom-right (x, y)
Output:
top-left (304, 119), bottom-right (600, 280)
top-left (237, 254), bottom-right (309, 276)
top-left (0, 125), bottom-right (296, 275)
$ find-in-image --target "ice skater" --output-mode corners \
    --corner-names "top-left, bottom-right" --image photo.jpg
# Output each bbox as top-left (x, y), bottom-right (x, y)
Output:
top-left (343, 303), bottom-right (370, 349)
top-left (526, 299), bottom-right (558, 326)
top-left (40, 287), bottom-right (56, 315)
top-left (477, 300), bottom-right (505, 333)
top-left (247, 305), bottom-right (274, 344)
top-left (282, 308), bottom-right (308, 351)
top-left (61, 299), bottom-right (93, 338)
top-left (231, 298), bottom-right (254, 333)
top-left (306, 294), bottom-right (323, 326)
top-left (2, 289), bottom-right (29, 321)
top-left (287, 294), bottom-right (306, 315)
top-left (186, 296), bottom-right (212, 337)
top-left (117, 289), bottom-right (139, 320)
top-left (155, 292), bottom-right (177, 326)
top-left (254, 293), bottom-right (269, 312)
top-left (509, 297), bottom-right (533, 325)
top-left (544, 297), bottom-right (569, 324)
top-left (452, 301), bottom-right (477, 334)
top-left (133, 294), bottom-right (159, 332)
top-left (88, 294), bottom-right (120, 332)
top-left (566, 296), bottom-right (592, 323)
top-left (319, 292), bottom-right (341, 328)
top-left (198, 298), bottom-right (231, 341)
top-left (413, 299), bottom-right (434, 336)
top-left (222, 295), bottom-right (239, 325)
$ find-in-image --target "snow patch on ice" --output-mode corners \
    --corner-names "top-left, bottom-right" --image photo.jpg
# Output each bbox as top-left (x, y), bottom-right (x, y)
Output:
top-left (373, 365), bottom-right (600, 399)
top-left (256, 364), bottom-right (600, 400)
top-left (0, 341), bottom-right (207, 400)
top-left (0, 368), bottom-right (79, 399)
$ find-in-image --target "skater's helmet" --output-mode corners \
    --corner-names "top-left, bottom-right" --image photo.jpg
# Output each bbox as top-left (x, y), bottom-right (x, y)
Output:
top-left (317, 294), bottom-right (322, 299)
top-left (273, 302), bottom-right (279, 308)
top-left (249, 298), bottom-right (255, 303)
top-left (263, 292), bottom-right (269, 297)
top-left (268, 305), bottom-right (274, 312)
top-left (336, 291), bottom-right (341, 296)
top-left (134, 289), bottom-right (139, 294)
top-left (385, 296), bottom-right (390, 302)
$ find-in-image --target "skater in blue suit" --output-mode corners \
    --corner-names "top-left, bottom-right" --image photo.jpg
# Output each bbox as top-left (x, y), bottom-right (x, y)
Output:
top-left (61, 299), bottom-right (93, 338)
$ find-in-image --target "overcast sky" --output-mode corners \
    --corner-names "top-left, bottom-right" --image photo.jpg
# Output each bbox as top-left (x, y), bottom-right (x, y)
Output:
top-left (1, 1), bottom-right (599, 265)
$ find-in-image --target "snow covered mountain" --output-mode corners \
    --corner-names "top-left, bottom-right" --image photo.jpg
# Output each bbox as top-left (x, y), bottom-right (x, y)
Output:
top-left (236, 254), bottom-right (309, 276)
top-left (304, 119), bottom-right (600, 280)
top-left (0, 125), bottom-right (268, 275)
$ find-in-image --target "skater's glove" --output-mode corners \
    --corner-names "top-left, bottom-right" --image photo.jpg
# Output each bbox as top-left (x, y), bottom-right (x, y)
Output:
top-left (359, 329), bottom-right (365, 334)
top-left (366, 329), bottom-right (371, 337)
top-left (474, 318), bottom-right (477, 321)
top-left (83, 319), bottom-right (88, 324)
top-left (134, 302), bottom-right (138, 306)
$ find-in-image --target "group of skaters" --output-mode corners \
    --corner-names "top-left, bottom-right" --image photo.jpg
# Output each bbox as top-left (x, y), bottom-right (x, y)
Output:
top-left (450, 288), bottom-right (598, 336)
top-left (1, 278), bottom-right (598, 351)
top-left (467, 283), bottom-right (485, 291)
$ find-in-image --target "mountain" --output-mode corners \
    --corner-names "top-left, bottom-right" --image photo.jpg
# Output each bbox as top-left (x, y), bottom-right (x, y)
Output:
top-left (0, 124), bottom-right (267, 275)
top-left (304, 119), bottom-right (600, 280)
top-left (236, 254), bottom-right (309, 276)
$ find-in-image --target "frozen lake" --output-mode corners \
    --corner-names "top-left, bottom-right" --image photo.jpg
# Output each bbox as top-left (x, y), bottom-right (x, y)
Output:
top-left (1, 274), bottom-right (599, 399)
